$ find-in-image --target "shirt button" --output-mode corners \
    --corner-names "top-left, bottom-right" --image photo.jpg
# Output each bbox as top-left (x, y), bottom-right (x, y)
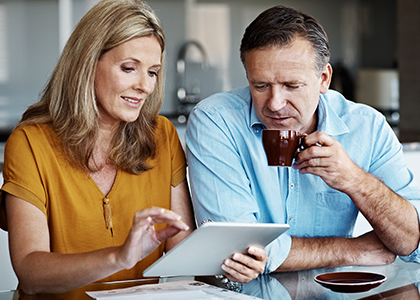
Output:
top-left (288, 217), bottom-right (293, 221)
top-left (301, 277), bottom-right (306, 282)
top-left (290, 183), bottom-right (294, 188)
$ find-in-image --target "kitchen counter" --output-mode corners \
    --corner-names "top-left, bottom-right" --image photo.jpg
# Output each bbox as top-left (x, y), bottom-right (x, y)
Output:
top-left (2, 258), bottom-right (420, 299)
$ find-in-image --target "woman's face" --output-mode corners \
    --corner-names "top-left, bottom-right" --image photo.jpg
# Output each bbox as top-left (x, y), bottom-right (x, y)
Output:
top-left (94, 36), bottom-right (162, 129)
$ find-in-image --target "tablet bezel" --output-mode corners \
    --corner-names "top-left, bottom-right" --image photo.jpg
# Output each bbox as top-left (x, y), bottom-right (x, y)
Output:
top-left (143, 222), bottom-right (289, 277)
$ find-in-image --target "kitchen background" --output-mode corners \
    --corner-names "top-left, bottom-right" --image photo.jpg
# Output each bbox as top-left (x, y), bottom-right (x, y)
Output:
top-left (0, 0), bottom-right (401, 133)
top-left (0, 0), bottom-right (420, 291)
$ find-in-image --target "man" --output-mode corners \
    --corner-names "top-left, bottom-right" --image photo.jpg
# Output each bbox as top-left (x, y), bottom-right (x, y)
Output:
top-left (185, 5), bottom-right (420, 275)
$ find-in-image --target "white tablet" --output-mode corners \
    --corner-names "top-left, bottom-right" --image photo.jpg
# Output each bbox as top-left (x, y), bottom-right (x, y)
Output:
top-left (143, 222), bottom-right (289, 277)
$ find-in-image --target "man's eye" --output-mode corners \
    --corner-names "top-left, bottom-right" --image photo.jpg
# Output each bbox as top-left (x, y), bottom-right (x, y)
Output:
top-left (255, 84), bottom-right (267, 90)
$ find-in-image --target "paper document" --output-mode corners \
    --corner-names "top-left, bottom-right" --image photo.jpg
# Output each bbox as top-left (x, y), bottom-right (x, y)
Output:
top-left (86, 280), bottom-right (262, 300)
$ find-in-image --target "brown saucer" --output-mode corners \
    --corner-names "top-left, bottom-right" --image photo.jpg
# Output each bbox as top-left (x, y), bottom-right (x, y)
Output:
top-left (314, 271), bottom-right (386, 293)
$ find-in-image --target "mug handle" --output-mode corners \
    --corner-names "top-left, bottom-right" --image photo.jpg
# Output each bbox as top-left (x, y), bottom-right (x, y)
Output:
top-left (297, 134), bottom-right (307, 153)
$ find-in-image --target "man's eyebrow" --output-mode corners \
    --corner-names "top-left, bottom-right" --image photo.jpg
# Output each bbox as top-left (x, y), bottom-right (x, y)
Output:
top-left (249, 79), bottom-right (267, 84)
top-left (283, 80), bottom-right (302, 85)
top-left (249, 79), bottom-right (303, 85)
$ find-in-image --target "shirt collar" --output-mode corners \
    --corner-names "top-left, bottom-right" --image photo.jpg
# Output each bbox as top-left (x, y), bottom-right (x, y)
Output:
top-left (249, 91), bottom-right (350, 136)
top-left (317, 93), bottom-right (349, 136)
top-left (250, 101), bottom-right (264, 131)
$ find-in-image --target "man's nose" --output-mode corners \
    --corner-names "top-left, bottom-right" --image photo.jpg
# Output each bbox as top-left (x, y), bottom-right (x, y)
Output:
top-left (267, 86), bottom-right (287, 112)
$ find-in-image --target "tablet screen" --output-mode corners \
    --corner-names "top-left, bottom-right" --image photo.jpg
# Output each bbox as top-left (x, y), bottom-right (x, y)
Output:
top-left (143, 222), bottom-right (289, 277)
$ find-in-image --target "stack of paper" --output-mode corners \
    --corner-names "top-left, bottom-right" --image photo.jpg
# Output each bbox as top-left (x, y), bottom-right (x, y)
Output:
top-left (86, 280), bottom-right (262, 300)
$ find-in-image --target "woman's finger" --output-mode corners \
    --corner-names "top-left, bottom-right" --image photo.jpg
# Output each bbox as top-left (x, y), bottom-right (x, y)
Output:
top-left (131, 209), bottom-right (189, 243)
top-left (133, 207), bottom-right (181, 223)
top-left (154, 225), bottom-right (184, 242)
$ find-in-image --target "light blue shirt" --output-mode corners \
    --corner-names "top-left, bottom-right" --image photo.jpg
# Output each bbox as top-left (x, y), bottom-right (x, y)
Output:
top-left (185, 87), bottom-right (420, 272)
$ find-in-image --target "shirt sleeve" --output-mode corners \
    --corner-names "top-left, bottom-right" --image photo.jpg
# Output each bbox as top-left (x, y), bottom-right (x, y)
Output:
top-left (186, 105), bottom-right (290, 272)
top-left (366, 117), bottom-right (420, 262)
top-left (0, 126), bottom-right (48, 230)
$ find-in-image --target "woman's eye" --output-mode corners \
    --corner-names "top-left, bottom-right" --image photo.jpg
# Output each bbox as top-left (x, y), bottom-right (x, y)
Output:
top-left (148, 71), bottom-right (158, 77)
top-left (121, 65), bottom-right (135, 72)
top-left (122, 68), bottom-right (133, 73)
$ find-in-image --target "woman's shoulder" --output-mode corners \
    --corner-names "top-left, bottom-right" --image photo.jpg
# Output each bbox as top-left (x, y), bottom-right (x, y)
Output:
top-left (153, 115), bottom-right (184, 151)
top-left (155, 115), bottom-right (176, 130)
top-left (154, 115), bottom-right (179, 139)
top-left (11, 123), bottom-right (54, 136)
top-left (7, 123), bottom-right (58, 149)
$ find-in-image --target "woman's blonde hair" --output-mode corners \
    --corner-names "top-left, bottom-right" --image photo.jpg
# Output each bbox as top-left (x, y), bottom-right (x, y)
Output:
top-left (17, 0), bottom-right (166, 174)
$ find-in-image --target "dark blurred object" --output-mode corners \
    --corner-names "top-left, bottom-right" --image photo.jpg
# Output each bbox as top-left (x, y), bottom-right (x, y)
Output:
top-left (175, 40), bottom-right (209, 123)
top-left (0, 130), bottom-right (11, 142)
top-left (330, 62), bottom-right (354, 101)
top-left (355, 68), bottom-right (399, 129)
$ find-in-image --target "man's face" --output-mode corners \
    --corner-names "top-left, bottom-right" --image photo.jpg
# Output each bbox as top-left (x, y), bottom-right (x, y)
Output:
top-left (245, 37), bottom-right (331, 133)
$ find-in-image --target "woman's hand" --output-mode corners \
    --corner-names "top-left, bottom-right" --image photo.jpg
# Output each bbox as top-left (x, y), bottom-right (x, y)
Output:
top-left (115, 207), bottom-right (190, 270)
top-left (221, 246), bottom-right (268, 283)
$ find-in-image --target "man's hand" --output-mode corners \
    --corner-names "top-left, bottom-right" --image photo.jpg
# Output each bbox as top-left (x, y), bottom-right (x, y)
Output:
top-left (293, 131), bottom-right (364, 194)
top-left (350, 231), bottom-right (397, 266)
top-left (292, 131), bottom-right (419, 257)
top-left (221, 246), bottom-right (268, 283)
top-left (276, 232), bottom-right (396, 272)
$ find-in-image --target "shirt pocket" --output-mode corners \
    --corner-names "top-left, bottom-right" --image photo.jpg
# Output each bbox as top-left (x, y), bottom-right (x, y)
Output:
top-left (314, 192), bottom-right (358, 237)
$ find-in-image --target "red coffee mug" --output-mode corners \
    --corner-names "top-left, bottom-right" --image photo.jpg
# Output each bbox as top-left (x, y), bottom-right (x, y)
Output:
top-left (262, 129), bottom-right (305, 167)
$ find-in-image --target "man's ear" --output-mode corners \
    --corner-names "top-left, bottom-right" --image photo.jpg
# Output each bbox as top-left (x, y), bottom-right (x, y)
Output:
top-left (319, 63), bottom-right (332, 94)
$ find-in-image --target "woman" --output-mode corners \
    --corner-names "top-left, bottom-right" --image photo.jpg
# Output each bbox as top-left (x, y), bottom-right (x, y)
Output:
top-left (0, 0), bottom-right (268, 294)
top-left (0, 0), bottom-right (194, 294)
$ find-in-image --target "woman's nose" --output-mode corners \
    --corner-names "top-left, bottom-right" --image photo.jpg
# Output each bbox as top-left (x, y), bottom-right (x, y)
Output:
top-left (134, 72), bottom-right (155, 95)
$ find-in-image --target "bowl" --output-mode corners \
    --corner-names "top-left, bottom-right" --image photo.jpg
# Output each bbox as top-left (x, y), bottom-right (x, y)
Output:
top-left (314, 271), bottom-right (387, 293)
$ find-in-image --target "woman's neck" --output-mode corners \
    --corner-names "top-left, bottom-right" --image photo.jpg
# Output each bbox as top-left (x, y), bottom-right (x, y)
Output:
top-left (89, 121), bottom-right (119, 171)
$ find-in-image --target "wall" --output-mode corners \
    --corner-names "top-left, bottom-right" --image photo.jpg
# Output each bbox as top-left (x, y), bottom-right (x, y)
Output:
top-left (0, 0), bottom-right (398, 131)
top-left (149, 0), bottom-right (397, 115)
top-left (0, 0), bottom-right (59, 133)
top-left (398, 0), bottom-right (420, 142)
top-left (0, 227), bottom-right (17, 291)
top-left (0, 173), bottom-right (18, 291)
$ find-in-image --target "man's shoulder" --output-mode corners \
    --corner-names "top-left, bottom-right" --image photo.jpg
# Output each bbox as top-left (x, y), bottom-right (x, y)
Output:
top-left (322, 89), bottom-right (382, 117)
top-left (194, 86), bottom-right (251, 114)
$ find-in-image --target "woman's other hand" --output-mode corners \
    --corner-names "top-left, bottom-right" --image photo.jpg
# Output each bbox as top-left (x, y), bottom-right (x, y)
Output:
top-left (221, 246), bottom-right (268, 283)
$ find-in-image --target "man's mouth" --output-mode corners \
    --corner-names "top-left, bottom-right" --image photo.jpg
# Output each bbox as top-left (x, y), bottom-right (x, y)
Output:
top-left (267, 115), bottom-right (290, 120)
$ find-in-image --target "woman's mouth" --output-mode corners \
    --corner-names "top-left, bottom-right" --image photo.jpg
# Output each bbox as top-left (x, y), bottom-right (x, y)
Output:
top-left (122, 96), bottom-right (140, 104)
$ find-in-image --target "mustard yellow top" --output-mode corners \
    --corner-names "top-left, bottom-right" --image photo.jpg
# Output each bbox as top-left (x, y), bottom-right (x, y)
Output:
top-left (0, 116), bottom-right (186, 282)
